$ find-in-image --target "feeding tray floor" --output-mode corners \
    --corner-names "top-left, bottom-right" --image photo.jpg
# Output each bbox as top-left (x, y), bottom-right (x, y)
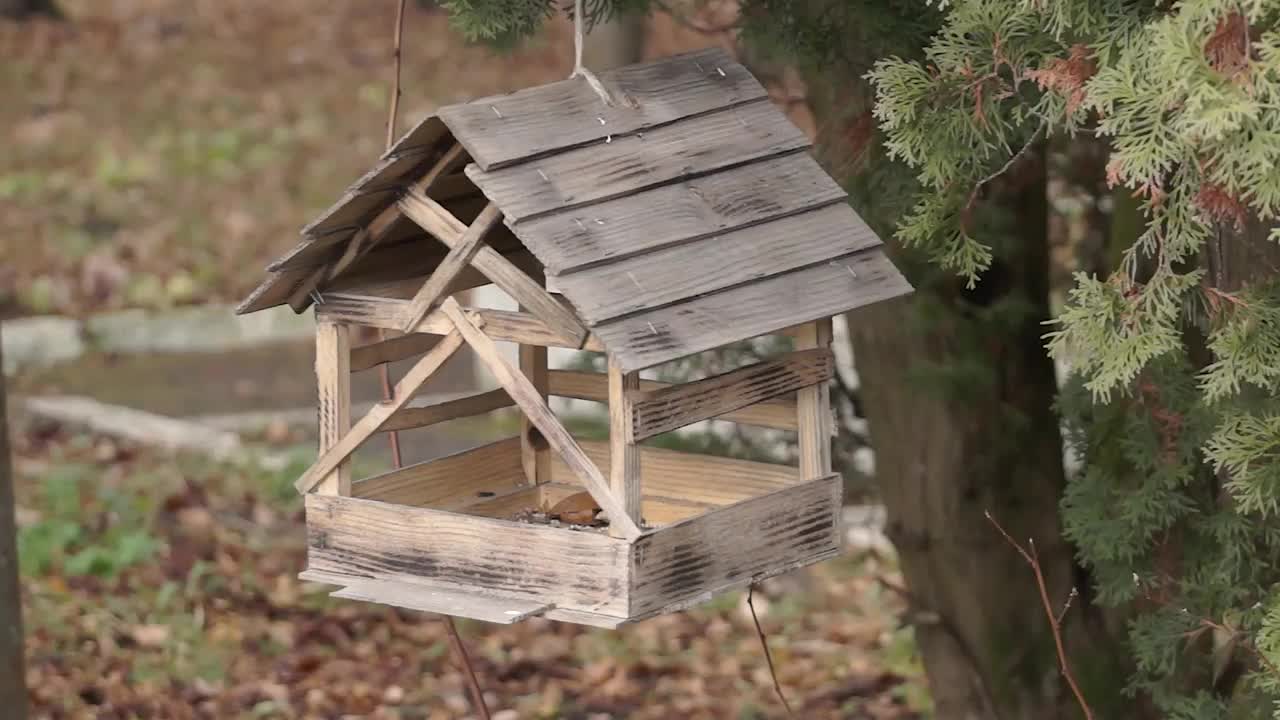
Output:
top-left (301, 437), bottom-right (842, 627)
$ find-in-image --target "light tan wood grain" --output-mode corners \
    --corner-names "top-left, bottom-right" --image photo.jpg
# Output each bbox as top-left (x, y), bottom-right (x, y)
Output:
top-left (314, 321), bottom-right (351, 496)
top-left (353, 436), bottom-right (524, 507)
top-left (608, 358), bottom-right (642, 536)
top-left (379, 388), bottom-right (514, 433)
top-left (796, 319), bottom-right (833, 480)
top-left (349, 332), bottom-right (438, 373)
top-left (330, 577), bottom-right (553, 623)
top-left (399, 202), bottom-right (503, 332)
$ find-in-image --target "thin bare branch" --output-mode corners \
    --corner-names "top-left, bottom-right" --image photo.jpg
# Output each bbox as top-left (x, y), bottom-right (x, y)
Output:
top-left (985, 511), bottom-right (1094, 720)
top-left (747, 584), bottom-right (794, 717)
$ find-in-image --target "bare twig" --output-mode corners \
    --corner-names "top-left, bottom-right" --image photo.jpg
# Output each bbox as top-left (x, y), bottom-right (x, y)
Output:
top-left (378, 4), bottom-right (489, 719)
top-left (966, 121), bottom-right (1047, 212)
top-left (746, 584), bottom-right (794, 716)
top-left (985, 511), bottom-right (1094, 720)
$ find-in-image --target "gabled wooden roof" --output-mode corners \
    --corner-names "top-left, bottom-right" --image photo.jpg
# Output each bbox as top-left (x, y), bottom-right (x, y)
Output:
top-left (239, 47), bottom-right (912, 371)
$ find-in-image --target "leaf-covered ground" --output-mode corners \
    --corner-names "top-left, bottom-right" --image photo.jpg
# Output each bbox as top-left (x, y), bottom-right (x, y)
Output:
top-left (11, 419), bottom-right (928, 719)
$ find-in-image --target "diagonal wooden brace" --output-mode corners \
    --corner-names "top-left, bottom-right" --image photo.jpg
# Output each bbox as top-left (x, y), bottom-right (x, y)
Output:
top-left (400, 194), bottom-right (587, 347)
top-left (399, 202), bottom-right (503, 332)
top-left (293, 327), bottom-right (469, 494)
top-left (439, 298), bottom-right (643, 540)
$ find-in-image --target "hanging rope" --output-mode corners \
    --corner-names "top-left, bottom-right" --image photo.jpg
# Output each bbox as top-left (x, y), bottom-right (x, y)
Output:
top-left (569, 0), bottom-right (614, 105)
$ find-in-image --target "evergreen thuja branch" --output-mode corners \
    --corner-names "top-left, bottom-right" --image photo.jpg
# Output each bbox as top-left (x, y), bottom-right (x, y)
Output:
top-left (985, 511), bottom-right (1095, 720)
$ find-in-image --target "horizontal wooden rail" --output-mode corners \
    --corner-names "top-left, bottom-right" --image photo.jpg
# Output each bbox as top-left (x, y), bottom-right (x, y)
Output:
top-left (379, 389), bottom-right (514, 433)
top-left (546, 369), bottom-right (799, 431)
top-left (316, 293), bottom-right (604, 351)
top-left (353, 436), bottom-right (524, 508)
top-left (630, 348), bottom-right (832, 441)
top-left (350, 333), bottom-right (439, 372)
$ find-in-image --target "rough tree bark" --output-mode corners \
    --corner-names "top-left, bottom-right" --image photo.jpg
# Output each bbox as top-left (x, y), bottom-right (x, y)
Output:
top-left (0, 337), bottom-right (27, 720)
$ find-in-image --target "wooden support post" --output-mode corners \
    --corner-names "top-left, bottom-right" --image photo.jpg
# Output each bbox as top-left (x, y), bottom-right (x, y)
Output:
top-left (796, 318), bottom-right (833, 480)
top-left (607, 357), bottom-right (642, 537)
top-left (520, 268), bottom-right (551, 486)
top-left (315, 321), bottom-right (352, 496)
top-left (0, 336), bottom-right (28, 720)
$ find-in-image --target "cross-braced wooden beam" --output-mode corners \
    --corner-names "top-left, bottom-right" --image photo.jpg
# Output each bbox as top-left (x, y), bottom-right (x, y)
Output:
top-left (399, 202), bottom-right (503, 332)
top-left (293, 327), bottom-right (469, 494)
top-left (400, 194), bottom-right (586, 347)
top-left (438, 298), bottom-right (642, 540)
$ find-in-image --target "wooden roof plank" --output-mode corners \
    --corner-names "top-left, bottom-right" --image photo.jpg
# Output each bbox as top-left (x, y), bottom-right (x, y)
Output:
top-left (592, 249), bottom-right (913, 372)
top-left (301, 144), bottom-right (436, 238)
top-left (511, 152), bottom-right (847, 275)
top-left (438, 47), bottom-right (765, 171)
top-left (553, 203), bottom-right (882, 326)
top-left (465, 98), bottom-right (809, 223)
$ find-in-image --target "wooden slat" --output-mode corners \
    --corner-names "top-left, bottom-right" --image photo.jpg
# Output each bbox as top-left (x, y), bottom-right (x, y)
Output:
top-left (379, 389), bottom-right (514, 433)
top-left (465, 486), bottom-right (543, 519)
top-left (438, 47), bottom-right (765, 171)
top-left (353, 437), bottom-right (523, 507)
top-left (556, 204), bottom-right (882, 325)
top-left (440, 299), bottom-right (643, 540)
top-left (465, 99), bottom-right (810, 223)
top-left (315, 322), bottom-right (352, 496)
top-left (630, 348), bottom-right (833, 442)
top-left (628, 474), bottom-right (842, 615)
top-left (399, 194), bottom-right (585, 345)
top-left (327, 247), bottom-right (541, 298)
top-left (294, 330), bottom-right (466, 493)
top-left (608, 358), bottom-right (641, 535)
top-left (540, 483), bottom-right (714, 526)
top-left (520, 266), bottom-right (551, 487)
top-left (400, 203), bottom-right (503, 331)
top-left (512, 153), bottom-right (847, 275)
top-left (318, 294), bottom-right (585, 349)
top-left (551, 441), bottom-right (799, 507)
top-left (331, 578), bottom-right (553, 624)
top-left (546, 369), bottom-right (797, 430)
top-left (593, 248), bottom-right (912, 371)
top-left (349, 333), bottom-right (439, 372)
top-left (796, 320), bottom-right (833, 480)
top-left (305, 493), bottom-right (630, 616)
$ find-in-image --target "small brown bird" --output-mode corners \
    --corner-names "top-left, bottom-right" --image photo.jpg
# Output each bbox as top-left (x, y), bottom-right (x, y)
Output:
top-left (546, 491), bottom-right (602, 525)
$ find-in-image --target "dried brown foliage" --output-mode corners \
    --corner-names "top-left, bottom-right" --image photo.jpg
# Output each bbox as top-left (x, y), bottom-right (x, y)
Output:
top-left (1027, 44), bottom-right (1096, 115)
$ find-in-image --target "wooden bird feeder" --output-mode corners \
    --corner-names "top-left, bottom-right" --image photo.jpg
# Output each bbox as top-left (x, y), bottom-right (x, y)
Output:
top-left (236, 48), bottom-right (912, 627)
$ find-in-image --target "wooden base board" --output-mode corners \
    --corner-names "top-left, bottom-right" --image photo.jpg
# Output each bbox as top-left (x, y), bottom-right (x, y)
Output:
top-left (304, 474), bottom-right (842, 627)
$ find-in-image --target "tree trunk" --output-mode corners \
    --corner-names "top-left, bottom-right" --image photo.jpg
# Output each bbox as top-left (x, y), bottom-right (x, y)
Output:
top-left (0, 337), bottom-right (27, 720)
top-left (0, 0), bottom-right (59, 19)
top-left (841, 149), bottom-right (1135, 718)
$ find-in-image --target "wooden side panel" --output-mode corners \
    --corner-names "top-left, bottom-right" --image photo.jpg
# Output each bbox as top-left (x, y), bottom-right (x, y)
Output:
top-left (630, 348), bottom-right (833, 442)
top-left (547, 370), bottom-right (797, 430)
top-left (513, 153), bottom-right (847, 275)
top-left (438, 47), bottom-right (765, 171)
top-left (550, 441), bottom-right (799, 507)
top-left (540, 483), bottom-right (714, 526)
top-left (628, 474), bottom-right (841, 616)
top-left (331, 577), bottom-right (552, 623)
top-left (556, 205), bottom-right (881, 326)
top-left (318, 296), bottom-right (579, 349)
top-left (465, 99), bottom-right (809, 223)
top-left (306, 494), bottom-right (630, 616)
top-left (352, 436), bottom-right (524, 508)
top-left (592, 248), bottom-right (912, 372)
top-left (315, 322), bottom-right (351, 496)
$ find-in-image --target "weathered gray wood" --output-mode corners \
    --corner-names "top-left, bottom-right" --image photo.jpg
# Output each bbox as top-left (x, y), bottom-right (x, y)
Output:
top-left (294, 330), bottom-right (466, 493)
top-left (305, 493), bottom-right (630, 616)
top-left (547, 369), bottom-right (798, 430)
top-left (379, 388), bottom-right (514, 433)
top-left (630, 348), bottom-right (833, 441)
top-left (0, 337), bottom-right (27, 720)
top-left (399, 194), bottom-right (585, 345)
top-left (332, 578), bottom-right (551, 623)
top-left (628, 474), bottom-right (842, 615)
top-left (796, 320), bottom-right (834, 480)
top-left (317, 294), bottom-right (583, 349)
top-left (556, 204), bottom-right (882, 325)
top-left (465, 98), bottom-right (810, 223)
top-left (512, 152), bottom-right (846, 275)
top-left (353, 436), bottom-right (524, 507)
top-left (440, 299), bottom-right (643, 540)
top-left (315, 322), bottom-right (352, 496)
top-left (332, 578), bottom-right (553, 623)
top-left (608, 358), bottom-right (641, 536)
top-left (399, 203), bottom-right (503, 332)
top-left (439, 47), bottom-right (765, 171)
top-left (593, 248), bottom-right (912, 371)
top-left (349, 333), bottom-right (439, 372)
